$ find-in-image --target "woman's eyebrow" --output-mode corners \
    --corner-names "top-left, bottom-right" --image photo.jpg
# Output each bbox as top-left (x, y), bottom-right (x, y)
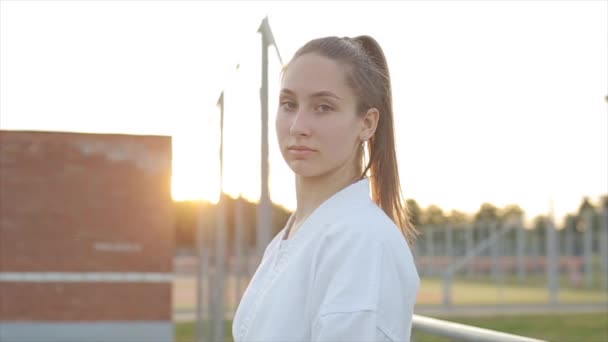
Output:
top-left (280, 88), bottom-right (341, 101)
top-left (279, 88), bottom-right (296, 97)
top-left (310, 91), bottom-right (341, 100)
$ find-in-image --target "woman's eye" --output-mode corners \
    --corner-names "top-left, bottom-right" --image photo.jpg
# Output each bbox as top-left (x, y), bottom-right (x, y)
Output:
top-left (316, 104), bottom-right (333, 113)
top-left (280, 101), bottom-right (296, 111)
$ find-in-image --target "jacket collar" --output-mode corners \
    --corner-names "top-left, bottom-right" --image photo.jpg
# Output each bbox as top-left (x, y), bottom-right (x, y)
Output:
top-left (283, 177), bottom-right (372, 242)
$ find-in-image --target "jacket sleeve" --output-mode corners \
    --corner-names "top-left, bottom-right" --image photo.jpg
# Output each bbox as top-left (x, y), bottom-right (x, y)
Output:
top-left (310, 227), bottom-right (391, 341)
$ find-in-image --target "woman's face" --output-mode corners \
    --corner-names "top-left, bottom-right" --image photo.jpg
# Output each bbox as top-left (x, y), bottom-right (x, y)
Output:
top-left (276, 53), bottom-right (369, 180)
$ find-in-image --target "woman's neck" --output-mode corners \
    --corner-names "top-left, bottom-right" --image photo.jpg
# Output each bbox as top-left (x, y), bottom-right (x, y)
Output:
top-left (293, 166), bottom-right (360, 229)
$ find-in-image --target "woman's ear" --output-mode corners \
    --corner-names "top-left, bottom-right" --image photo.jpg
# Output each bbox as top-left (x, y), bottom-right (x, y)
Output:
top-left (360, 107), bottom-right (379, 141)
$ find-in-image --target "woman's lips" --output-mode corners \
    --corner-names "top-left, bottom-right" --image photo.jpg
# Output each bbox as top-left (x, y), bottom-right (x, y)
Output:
top-left (288, 146), bottom-right (316, 157)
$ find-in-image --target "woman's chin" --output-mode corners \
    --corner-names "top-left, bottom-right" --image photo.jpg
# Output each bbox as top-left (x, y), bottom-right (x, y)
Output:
top-left (288, 162), bottom-right (324, 178)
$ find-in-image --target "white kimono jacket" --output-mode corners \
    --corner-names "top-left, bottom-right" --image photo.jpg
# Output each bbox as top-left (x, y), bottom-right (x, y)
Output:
top-left (232, 178), bottom-right (420, 342)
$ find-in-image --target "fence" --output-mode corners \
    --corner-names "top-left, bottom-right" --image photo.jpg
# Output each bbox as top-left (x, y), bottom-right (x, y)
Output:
top-left (413, 206), bottom-right (608, 307)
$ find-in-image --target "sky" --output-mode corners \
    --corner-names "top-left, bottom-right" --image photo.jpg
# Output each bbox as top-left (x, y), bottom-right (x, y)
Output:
top-left (1, 0), bottom-right (606, 224)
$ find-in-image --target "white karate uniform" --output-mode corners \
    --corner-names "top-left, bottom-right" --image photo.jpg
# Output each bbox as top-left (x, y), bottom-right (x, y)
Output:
top-left (232, 178), bottom-right (420, 341)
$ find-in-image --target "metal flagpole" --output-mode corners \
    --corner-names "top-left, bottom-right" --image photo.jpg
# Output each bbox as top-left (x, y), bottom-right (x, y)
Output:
top-left (256, 17), bottom-right (282, 260)
top-left (214, 91), bottom-right (226, 342)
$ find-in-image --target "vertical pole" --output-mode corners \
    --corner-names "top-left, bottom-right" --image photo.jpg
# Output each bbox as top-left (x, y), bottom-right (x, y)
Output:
top-left (203, 245), bottom-right (211, 340)
top-left (565, 218), bottom-right (574, 259)
top-left (491, 221), bottom-right (500, 283)
top-left (465, 223), bottom-right (474, 277)
top-left (546, 213), bottom-right (559, 304)
top-left (516, 214), bottom-right (526, 283)
top-left (498, 221), bottom-right (507, 300)
top-left (600, 204), bottom-right (608, 292)
top-left (214, 92), bottom-right (226, 342)
top-left (257, 18), bottom-right (272, 261)
top-left (195, 205), bottom-right (207, 342)
top-left (530, 226), bottom-right (539, 274)
top-left (583, 208), bottom-right (594, 288)
top-left (418, 228), bottom-right (426, 275)
top-left (235, 196), bottom-right (245, 307)
top-left (443, 223), bottom-right (453, 307)
top-left (564, 217), bottom-right (577, 287)
top-left (456, 228), bottom-right (463, 257)
top-left (445, 223), bottom-right (453, 263)
top-left (426, 227), bottom-right (435, 276)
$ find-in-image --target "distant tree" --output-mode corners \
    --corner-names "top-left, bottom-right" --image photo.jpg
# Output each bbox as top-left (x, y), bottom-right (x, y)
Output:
top-left (447, 209), bottom-right (469, 224)
top-left (422, 205), bottom-right (447, 225)
top-left (499, 204), bottom-right (524, 226)
top-left (533, 215), bottom-right (548, 231)
top-left (474, 202), bottom-right (499, 223)
top-left (576, 196), bottom-right (599, 234)
top-left (532, 214), bottom-right (548, 254)
top-left (500, 204), bottom-right (524, 219)
top-left (562, 213), bottom-right (578, 232)
top-left (406, 199), bottom-right (422, 226)
top-left (577, 197), bottom-right (595, 217)
top-left (173, 194), bottom-right (293, 251)
top-left (174, 200), bottom-right (207, 249)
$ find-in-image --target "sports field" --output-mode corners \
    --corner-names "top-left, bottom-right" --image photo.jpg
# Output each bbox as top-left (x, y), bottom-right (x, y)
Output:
top-left (173, 274), bottom-right (608, 312)
top-left (416, 277), bottom-right (607, 305)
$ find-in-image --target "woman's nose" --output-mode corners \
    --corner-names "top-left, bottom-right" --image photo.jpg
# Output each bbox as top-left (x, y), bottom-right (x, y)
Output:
top-left (289, 111), bottom-right (312, 137)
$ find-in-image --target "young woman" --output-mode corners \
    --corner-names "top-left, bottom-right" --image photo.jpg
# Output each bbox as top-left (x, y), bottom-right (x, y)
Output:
top-left (232, 35), bottom-right (420, 342)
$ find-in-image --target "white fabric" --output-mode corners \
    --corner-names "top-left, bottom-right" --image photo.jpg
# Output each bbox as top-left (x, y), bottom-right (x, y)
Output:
top-left (232, 178), bottom-right (420, 342)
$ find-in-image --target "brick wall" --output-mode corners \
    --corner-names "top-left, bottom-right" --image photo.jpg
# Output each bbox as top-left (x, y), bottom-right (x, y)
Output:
top-left (0, 130), bottom-right (173, 322)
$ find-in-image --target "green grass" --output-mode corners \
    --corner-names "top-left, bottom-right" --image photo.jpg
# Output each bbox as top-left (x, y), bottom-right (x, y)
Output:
top-left (176, 320), bottom-right (233, 342)
top-left (175, 313), bottom-right (608, 342)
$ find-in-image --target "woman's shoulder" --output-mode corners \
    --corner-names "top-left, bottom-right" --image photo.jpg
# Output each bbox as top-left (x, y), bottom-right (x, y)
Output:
top-left (317, 201), bottom-right (417, 275)
top-left (323, 201), bottom-right (405, 246)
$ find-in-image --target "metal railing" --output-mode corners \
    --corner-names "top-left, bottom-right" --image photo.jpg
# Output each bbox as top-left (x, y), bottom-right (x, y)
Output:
top-left (413, 315), bottom-right (547, 342)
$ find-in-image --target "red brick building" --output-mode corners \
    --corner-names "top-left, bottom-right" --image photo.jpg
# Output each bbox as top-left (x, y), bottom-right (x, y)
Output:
top-left (0, 130), bottom-right (174, 342)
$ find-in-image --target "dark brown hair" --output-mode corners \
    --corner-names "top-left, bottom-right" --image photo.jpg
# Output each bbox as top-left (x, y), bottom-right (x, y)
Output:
top-left (286, 35), bottom-right (418, 245)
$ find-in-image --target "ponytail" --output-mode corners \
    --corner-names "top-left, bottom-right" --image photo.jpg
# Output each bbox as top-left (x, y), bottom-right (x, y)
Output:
top-left (353, 35), bottom-right (418, 245)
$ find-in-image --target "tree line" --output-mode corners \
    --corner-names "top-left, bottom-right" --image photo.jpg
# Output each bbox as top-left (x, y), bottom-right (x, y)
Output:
top-left (174, 194), bottom-right (607, 249)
